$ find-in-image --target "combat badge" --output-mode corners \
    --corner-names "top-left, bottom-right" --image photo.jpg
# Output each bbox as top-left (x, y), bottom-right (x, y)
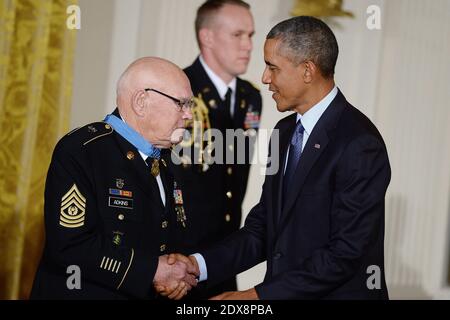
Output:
top-left (60, 184), bottom-right (86, 228)
top-left (116, 178), bottom-right (124, 189)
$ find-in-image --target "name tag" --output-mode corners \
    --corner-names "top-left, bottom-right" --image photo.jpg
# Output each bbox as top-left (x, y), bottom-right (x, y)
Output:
top-left (108, 196), bottom-right (133, 209)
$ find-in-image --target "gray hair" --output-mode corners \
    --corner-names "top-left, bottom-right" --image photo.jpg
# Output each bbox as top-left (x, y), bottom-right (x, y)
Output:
top-left (267, 16), bottom-right (338, 78)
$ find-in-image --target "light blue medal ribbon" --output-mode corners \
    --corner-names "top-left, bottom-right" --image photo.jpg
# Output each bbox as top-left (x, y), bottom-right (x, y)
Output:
top-left (104, 114), bottom-right (161, 159)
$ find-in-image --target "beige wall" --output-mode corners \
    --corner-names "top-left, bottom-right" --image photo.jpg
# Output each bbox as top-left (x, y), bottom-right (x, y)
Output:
top-left (70, 0), bottom-right (450, 299)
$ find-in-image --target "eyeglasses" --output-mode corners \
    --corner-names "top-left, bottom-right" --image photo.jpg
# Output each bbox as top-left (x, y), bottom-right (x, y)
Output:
top-left (144, 88), bottom-right (194, 112)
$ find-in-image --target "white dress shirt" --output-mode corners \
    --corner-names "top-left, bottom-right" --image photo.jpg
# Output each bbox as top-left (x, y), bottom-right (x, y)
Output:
top-left (199, 55), bottom-right (237, 116)
top-left (284, 86), bottom-right (338, 173)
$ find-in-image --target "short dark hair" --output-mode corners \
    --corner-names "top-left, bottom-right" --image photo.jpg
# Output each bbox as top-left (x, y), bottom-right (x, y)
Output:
top-left (267, 16), bottom-right (339, 78)
top-left (195, 0), bottom-right (250, 47)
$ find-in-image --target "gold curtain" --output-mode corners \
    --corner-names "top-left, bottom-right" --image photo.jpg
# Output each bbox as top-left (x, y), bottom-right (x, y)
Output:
top-left (0, 0), bottom-right (77, 299)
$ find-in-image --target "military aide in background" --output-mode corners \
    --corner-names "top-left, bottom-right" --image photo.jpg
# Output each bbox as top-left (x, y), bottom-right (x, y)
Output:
top-left (30, 57), bottom-right (199, 299)
top-left (171, 0), bottom-right (262, 298)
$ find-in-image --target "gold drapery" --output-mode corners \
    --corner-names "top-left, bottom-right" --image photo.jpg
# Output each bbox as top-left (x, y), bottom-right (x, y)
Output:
top-left (0, 0), bottom-right (77, 299)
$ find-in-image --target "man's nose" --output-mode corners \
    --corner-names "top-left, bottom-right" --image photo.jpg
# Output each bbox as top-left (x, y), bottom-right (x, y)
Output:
top-left (242, 36), bottom-right (253, 52)
top-left (183, 108), bottom-right (193, 121)
top-left (262, 67), bottom-right (271, 84)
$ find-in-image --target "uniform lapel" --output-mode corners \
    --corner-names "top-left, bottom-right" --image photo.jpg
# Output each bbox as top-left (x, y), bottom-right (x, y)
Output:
top-left (110, 109), bottom-right (165, 210)
top-left (233, 80), bottom-right (247, 129)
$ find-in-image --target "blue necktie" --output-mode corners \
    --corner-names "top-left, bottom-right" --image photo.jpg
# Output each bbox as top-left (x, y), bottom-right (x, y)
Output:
top-left (283, 119), bottom-right (304, 196)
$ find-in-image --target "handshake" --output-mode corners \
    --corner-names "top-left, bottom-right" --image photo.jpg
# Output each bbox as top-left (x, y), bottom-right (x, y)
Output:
top-left (153, 253), bottom-right (200, 300)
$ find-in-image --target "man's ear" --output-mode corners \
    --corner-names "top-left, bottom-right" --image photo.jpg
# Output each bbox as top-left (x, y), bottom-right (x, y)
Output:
top-left (199, 28), bottom-right (213, 49)
top-left (303, 61), bottom-right (317, 84)
top-left (131, 89), bottom-right (146, 117)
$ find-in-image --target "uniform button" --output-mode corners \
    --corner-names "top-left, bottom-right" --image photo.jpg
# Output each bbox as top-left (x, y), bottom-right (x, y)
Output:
top-left (225, 214), bottom-right (231, 222)
top-left (118, 214), bottom-right (125, 221)
top-left (273, 252), bottom-right (282, 260)
top-left (161, 221), bottom-right (168, 229)
top-left (227, 167), bottom-right (232, 175)
top-left (226, 191), bottom-right (232, 199)
top-left (105, 124), bottom-right (111, 129)
top-left (160, 244), bottom-right (166, 252)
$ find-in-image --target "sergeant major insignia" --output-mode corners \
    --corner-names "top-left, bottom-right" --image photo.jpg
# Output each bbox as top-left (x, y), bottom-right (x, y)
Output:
top-left (60, 184), bottom-right (86, 228)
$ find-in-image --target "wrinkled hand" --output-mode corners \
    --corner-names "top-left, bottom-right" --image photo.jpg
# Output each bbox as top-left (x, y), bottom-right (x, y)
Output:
top-left (209, 288), bottom-right (259, 300)
top-left (153, 254), bottom-right (198, 300)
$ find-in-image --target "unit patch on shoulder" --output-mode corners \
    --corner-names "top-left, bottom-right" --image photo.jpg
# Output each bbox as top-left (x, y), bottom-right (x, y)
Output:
top-left (60, 184), bottom-right (86, 228)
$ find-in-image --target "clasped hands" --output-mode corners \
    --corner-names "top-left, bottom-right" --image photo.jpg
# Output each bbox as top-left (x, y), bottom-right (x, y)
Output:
top-left (153, 253), bottom-right (199, 300)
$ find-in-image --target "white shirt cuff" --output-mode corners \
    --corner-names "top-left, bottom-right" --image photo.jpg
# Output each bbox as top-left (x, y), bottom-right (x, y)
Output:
top-left (191, 253), bottom-right (207, 282)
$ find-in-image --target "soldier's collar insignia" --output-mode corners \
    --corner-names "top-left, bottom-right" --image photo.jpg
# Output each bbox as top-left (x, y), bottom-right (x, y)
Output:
top-left (208, 99), bottom-right (217, 109)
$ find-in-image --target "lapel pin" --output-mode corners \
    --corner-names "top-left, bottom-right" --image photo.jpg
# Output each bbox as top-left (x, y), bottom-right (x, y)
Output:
top-left (314, 143), bottom-right (321, 149)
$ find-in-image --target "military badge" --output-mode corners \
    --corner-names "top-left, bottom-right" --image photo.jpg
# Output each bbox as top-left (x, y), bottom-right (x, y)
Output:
top-left (173, 181), bottom-right (186, 227)
top-left (116, 179), bottom-right (124, 189)
top-left (108, 197), bottom-right (133, 209)
top-left (109, 188), bottom-right (132, 198)
top-left (173, 189), bottom-right (183, 205)
top-left (244, 107), bottom-right (260, 129)
top-left (112, 231), bottom-right (124, 246)
top-left (59, 184), bottom-right (86, 228)
top-left (150, 159), bottom-right (160, 177)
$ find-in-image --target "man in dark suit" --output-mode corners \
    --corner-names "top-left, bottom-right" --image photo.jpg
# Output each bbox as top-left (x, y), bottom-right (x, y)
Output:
top-left (170, 0), bottom-right (262, 298)
top-left (164, 16), bottom-right (391, 300)
top-left (30, 57), bottom-right (199, 299)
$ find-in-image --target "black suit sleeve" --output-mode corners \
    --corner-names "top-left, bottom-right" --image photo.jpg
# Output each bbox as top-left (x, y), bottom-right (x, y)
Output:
top-left (255, 134), bottom-right (391, 299)
top-left (44, 143), bottom-right (158, 298)
top-left (201, 182), bottom-right (267, 286)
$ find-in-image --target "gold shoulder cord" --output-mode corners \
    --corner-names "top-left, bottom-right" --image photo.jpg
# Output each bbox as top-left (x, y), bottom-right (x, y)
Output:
top-left (179, 94), bottom-right (212, 165)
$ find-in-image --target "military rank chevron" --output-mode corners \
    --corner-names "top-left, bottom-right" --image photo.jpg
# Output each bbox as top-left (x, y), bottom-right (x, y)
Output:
top-left (60, 184), bottom-right (86, 228)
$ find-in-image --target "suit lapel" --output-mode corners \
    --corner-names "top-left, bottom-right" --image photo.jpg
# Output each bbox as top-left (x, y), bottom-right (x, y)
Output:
top-left (277, 91), bottom-right (346, 230)
top-left (272, 115), bottom-right (297, 229)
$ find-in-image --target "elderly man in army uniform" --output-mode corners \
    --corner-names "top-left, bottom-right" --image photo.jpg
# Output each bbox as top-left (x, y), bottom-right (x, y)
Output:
top-left (171, 0), bottom-right (262, 299)
top-left (30, 57), bottom-right (198, 299)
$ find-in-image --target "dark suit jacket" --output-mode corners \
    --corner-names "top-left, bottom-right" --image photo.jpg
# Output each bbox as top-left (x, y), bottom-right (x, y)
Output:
top-left (201, 90), bottom-right (391, 299)
top-left (31, 110), bottom-right (187, 299)
top-left (170, 58), bottom-right (262, 297)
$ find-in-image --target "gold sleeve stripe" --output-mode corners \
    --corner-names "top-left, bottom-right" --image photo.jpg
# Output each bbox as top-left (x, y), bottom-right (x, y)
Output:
top-left (59, 214), bottom-right (84, 224)
top-left (117, 248), bottom-right (134, 290)
top-left (115, 262), bottom-right (121, 274)
top-left (100, 256), bottom-right (106, 268)
top-left (59, 221), bottom-right (84, 228)
top-left (62, 184), bottom-right (86, 203)
top-left (107, 258), bottom-right (114, 271)
top-left (112, 260), bottom-right (117, 272)
top-left (61, 192), bottom-right (86, 207)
